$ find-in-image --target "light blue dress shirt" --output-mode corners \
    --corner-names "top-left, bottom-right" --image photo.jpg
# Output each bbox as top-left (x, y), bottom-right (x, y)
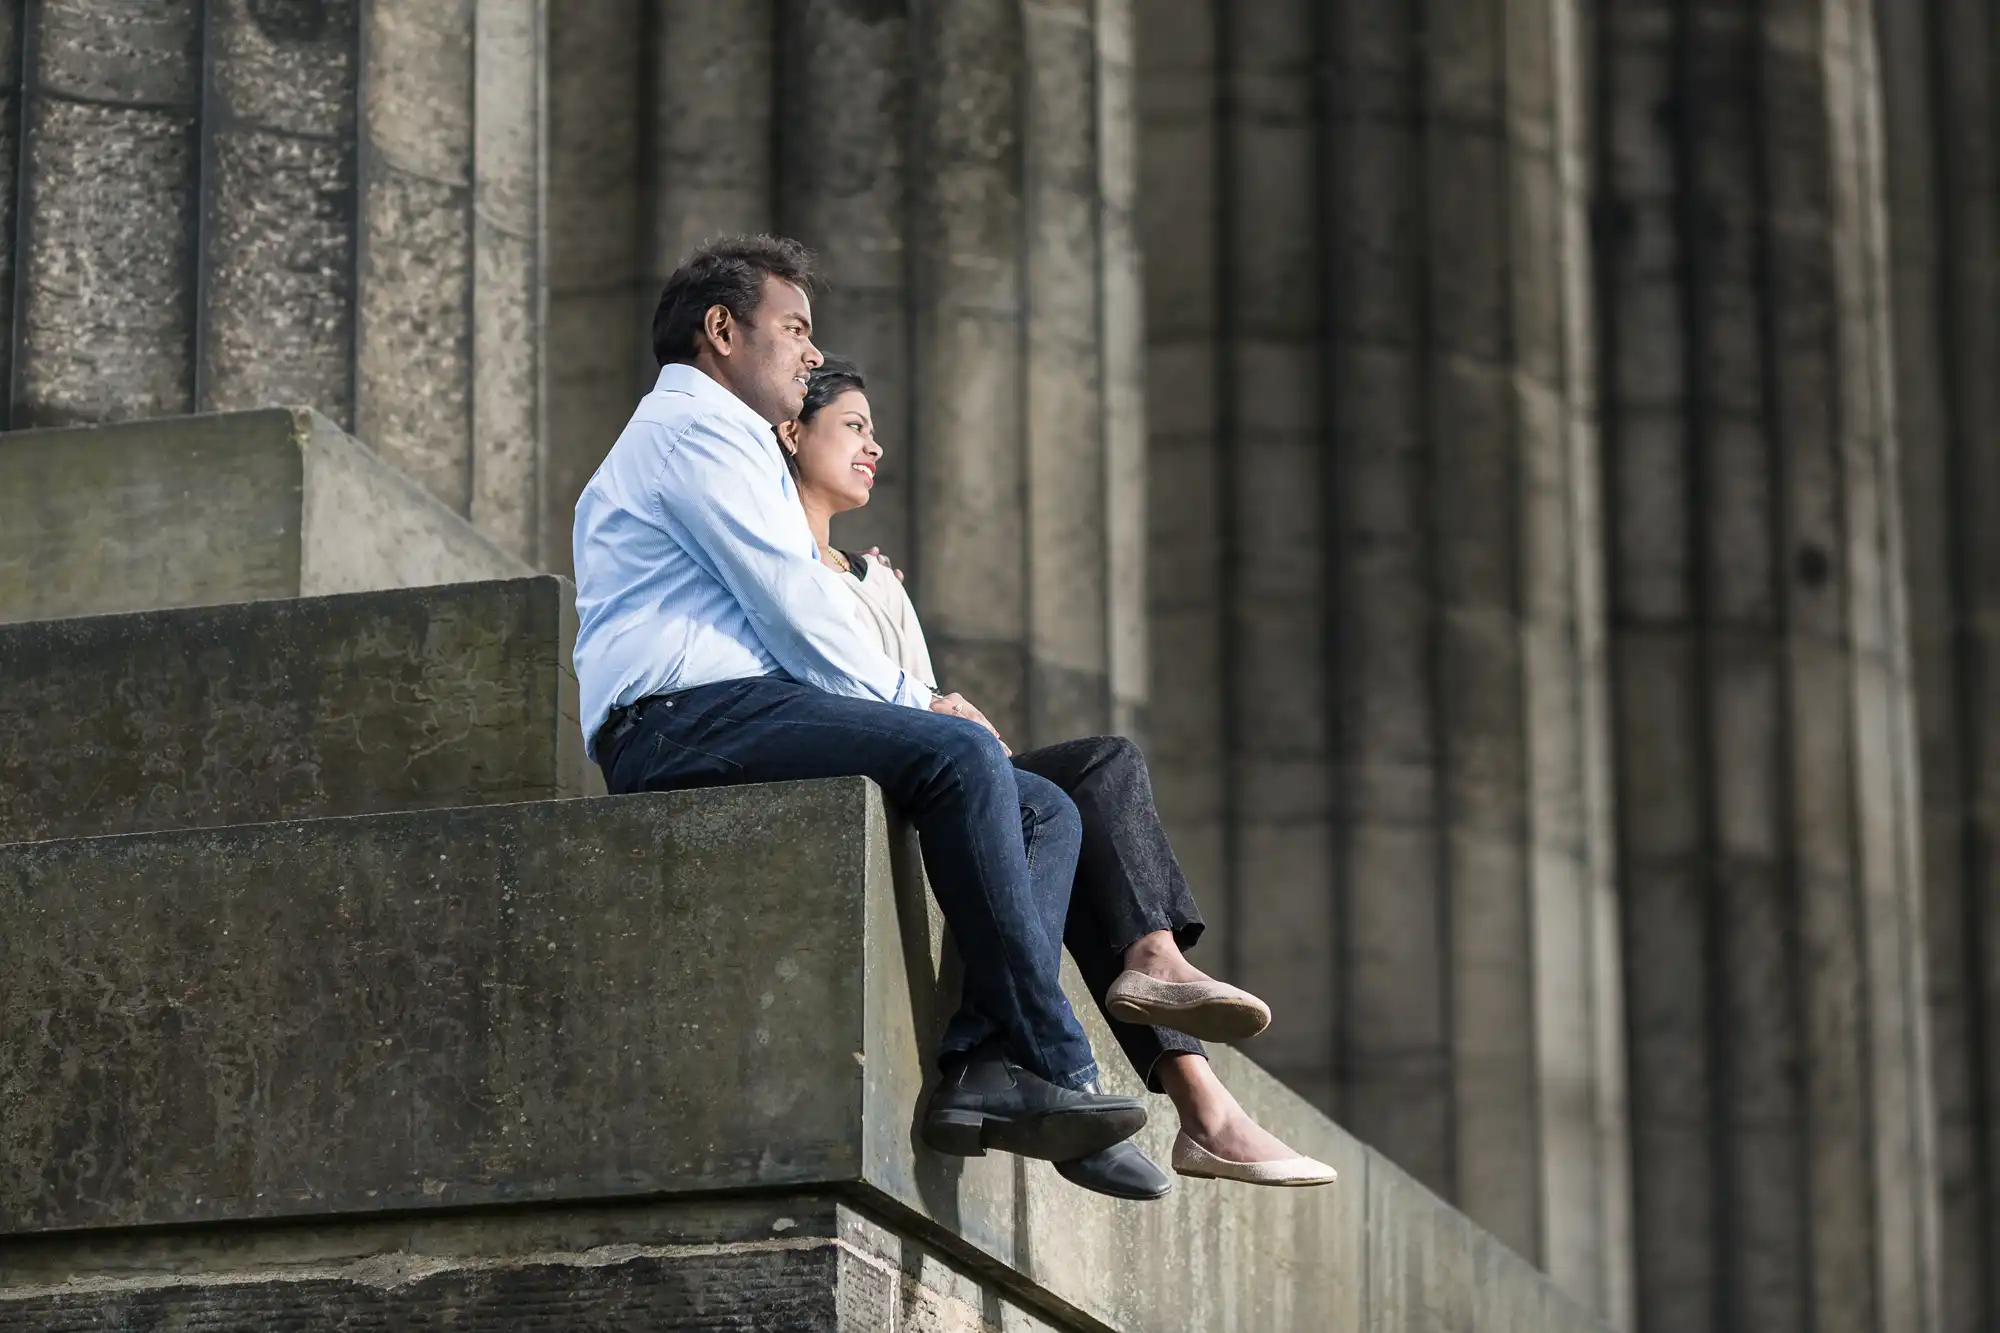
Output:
top-left (572, 363), bottom-right (933, 758)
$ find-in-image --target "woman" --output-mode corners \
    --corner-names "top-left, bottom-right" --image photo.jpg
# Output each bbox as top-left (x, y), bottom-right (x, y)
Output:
top-left (777, 358), bottom-right (1335, 1196)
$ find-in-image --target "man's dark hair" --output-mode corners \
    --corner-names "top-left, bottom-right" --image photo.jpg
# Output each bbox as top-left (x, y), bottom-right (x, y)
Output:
top-left (799, 356), bottom-right (867, 423)
top-left (651, 234), bottom-right (815, 367)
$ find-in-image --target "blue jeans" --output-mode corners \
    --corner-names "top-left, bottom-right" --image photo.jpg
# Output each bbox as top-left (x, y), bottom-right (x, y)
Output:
top-left (598, 677), bottom-right (1099, 1088)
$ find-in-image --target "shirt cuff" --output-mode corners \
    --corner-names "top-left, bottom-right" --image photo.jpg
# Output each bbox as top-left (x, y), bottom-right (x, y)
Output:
top-left (894, 671), bottom-right (934, 711)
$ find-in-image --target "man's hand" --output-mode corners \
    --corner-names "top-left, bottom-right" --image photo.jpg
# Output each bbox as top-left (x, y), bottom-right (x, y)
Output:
top-left (930, 691), bottom-right (1009, 755)
top-left (861, 546), bottom-right (906, 582)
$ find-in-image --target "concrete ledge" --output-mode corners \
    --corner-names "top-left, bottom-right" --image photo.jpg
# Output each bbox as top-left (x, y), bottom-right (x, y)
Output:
top-left (0, 578), bottom-right (600, 844)
top-left (0, 408), bottom-right (531, 625)
top-left (0, 781), bottom-right (1605, 1332)
top-left (0, 1198), bottom-right (1062, 1332)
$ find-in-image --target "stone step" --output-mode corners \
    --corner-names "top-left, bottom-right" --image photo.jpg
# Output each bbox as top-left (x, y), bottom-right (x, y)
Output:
top-left (0, 408), bottom-right (531, 626)
top-left (0, 577), bottom-right (599, 845)
top-left (0, 1198), bottom-right (1065, 1332)
top-left (0, 781), bottom-right (1605, 1333)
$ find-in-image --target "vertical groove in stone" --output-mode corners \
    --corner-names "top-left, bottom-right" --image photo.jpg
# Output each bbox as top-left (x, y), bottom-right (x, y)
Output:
top-left (1022, 0), bottom-right (1107, 746)
top-left (1602, 0), bottom-right (1940, 1329)
top-left (355, 0), bottom-right (476, 512)
top-left (544, 0), bottom-right (644, 579)
top-left (779, 0), bottom-right (910, 574)
top-left (1542, 0), bottom-right (1635, 1323)
top-left (1837, 5), bottom-right (1940, 1327)
top-left (15, 0), bottom-right (202, 426)
top-left (192, 0), bottom-right (213, 410)
top-left (1218, 0), bottom-right (1334, 1112)
top-left (0, 0), bottom-right (25, 427)
top-left (1208, 0), bottom-right (1242, 987)
top-left (1096, 0), bottom-right (1147, 743)
top-left (470, 0), bottom-right (545, 563)
top-left (1506, 0), bottom-right (1635, 1309)
top-left (201, 0), bottom-right (361, 426)
top-left (1137, 2), bottom-right (1227, 971)
top-left (1599, 4), bottom-right (1711, 1329)
top-left (646, 1), bottom-right (772, 292)
top-left (909, 0), bottom-right (1028, 741)
top-left (1428, 0), bottom-right (1535, 1260)
top-left (1877, 3), bottom-right (1999, 1331)
top-left (1273, 0), bottom-right (1626, 1313)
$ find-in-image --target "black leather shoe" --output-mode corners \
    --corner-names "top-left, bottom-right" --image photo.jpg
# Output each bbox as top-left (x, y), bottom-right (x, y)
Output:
top-left (1056, 1139), bottom-right (1174, 1200)
top-left (922, 1048), bottom-right (1147, 1162)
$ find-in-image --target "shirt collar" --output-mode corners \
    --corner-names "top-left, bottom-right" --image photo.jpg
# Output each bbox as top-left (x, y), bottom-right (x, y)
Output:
top-left (654, 362), bottom-right (777, 439)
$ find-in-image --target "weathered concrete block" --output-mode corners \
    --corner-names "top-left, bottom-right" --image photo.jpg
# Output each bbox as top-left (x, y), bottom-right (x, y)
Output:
top-left (0, 408), bottom-right (530, 625)
top-left (0, 577), bottom-right (596, 845)
top-left (0, 1197), bottom-right (1067, 1333)
top-left (0, 779), bottom-right (1606, 1332)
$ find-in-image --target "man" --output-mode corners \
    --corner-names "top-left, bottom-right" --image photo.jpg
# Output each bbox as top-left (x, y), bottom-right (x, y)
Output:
top-left (573, 234), bottom-right (1144, 1166)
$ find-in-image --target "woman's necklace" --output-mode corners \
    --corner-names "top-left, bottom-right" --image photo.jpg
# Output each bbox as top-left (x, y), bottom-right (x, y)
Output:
top-left (823, 546), bottom-right (852, 574)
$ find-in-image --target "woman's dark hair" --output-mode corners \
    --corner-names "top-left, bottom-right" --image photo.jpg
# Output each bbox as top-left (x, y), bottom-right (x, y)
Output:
top-left (800, 357), bottom-right (867, 423)
top-left (652, 234), bottom-right (815, 366)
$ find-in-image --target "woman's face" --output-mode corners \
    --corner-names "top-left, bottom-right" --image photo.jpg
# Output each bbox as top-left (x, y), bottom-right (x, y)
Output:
top-left (787, 388), bottom-right (881, 512)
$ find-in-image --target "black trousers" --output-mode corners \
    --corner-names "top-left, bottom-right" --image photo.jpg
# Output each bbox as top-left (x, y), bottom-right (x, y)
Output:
top-left (1011, 736), bottom-right (1207, 1090)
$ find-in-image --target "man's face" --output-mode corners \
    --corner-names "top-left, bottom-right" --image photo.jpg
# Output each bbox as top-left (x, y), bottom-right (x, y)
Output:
top-left (722, 275), bottom-right (822, 425)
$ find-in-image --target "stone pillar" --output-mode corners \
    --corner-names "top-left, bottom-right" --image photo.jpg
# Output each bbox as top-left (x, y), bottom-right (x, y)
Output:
top-left (1326, 0), bottom-right (1628, 1315)
top-left (1137, 1), bottom-right (1228, 981)
top-left (1097, 2), bottom-right (1147, 742)
top-left (546, 0), bottom-right (1145, 741)
top-left (777, 0), bottom-right (911, 573)
top-left (1875, 4), bottom-right (2000, 1333)
top-left (545, 0), bottom-right (644, 578)
top-left (3, 0), bottom-right (548, 565)
top-left (545, 0), bottom-right (775, 579)
top-left (906, 0), bottom-right (1028, 738)
top-left (650, 0), bottom-right (773, 273)
top-left (1136, 1), bottom-right (1629, 1320)
top-left (1598, 1), bottom-right (1939, 1331)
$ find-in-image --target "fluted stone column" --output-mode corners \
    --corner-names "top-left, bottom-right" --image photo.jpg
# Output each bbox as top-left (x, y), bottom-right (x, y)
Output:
top-left (544, 0), bottom-right (643, 578)
top-left (1876, 5), bottom-right (2000, 1333)
top-left (2, 0), bottom-right (548, 565)
top-left (777, 0), bottom-right (909, 575)
top-left (1598, 2), bottom-right (1939, 1331)
top-left (906, 0), bottom-right (1029, 739)
top-left (545, 0), bottom-right (777, 579)
top-left (1137, 1), bottom-right (1629, 1321)
top-left (545, 0), bottom-right (1145, 741)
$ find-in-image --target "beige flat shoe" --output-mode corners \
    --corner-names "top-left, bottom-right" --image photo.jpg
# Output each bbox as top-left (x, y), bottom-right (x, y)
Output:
top-left (1172, 1132), bottom-right (1338, 1187)
top-left (1104, 970), bottom-right (1272, 1042)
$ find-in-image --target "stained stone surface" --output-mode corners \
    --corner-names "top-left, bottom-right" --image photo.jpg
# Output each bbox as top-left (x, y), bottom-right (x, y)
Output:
top-left (778, 0), bottom-right (912, 572)
top-left (0, 778), bottom-right (1606, 1333)
top-left (1875, 5), bottom-right (2000, 1332)
top-left (16, 99), bottom-right (198, 426)
top-left (11, 2), bottom-right (202, 424)
top-left (0, 577), bottom-right (595, 845)
top-left (356, 166), bottom-right (475, 513)
top-left (1598, 4), bottom-right (1940, 1333)
top-left (1133, 5), bottom-right (1630, 1322)
top-left (1024, 0), bottom-right (1111, 746)
top-left (0, 408), bottom-right (529, 625)
top-left (201, 0), bottom-right (361, 422)
top-left (0, 1199), bottom-right (1067, 1333)
top-left (545, 1), bottom-right (1145, 743)
top-left (0, 0), bottom-right (546, 562)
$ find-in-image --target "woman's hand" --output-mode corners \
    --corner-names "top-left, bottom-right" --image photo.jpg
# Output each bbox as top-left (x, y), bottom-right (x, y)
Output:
top-left (861, 546), bottom-right (905, 582)
top-left (930, 691), bottom-right (1009, 755)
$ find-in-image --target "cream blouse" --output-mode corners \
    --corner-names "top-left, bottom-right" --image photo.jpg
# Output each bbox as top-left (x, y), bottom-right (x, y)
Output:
top-left (837, 554), bottom-right (937, 692)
